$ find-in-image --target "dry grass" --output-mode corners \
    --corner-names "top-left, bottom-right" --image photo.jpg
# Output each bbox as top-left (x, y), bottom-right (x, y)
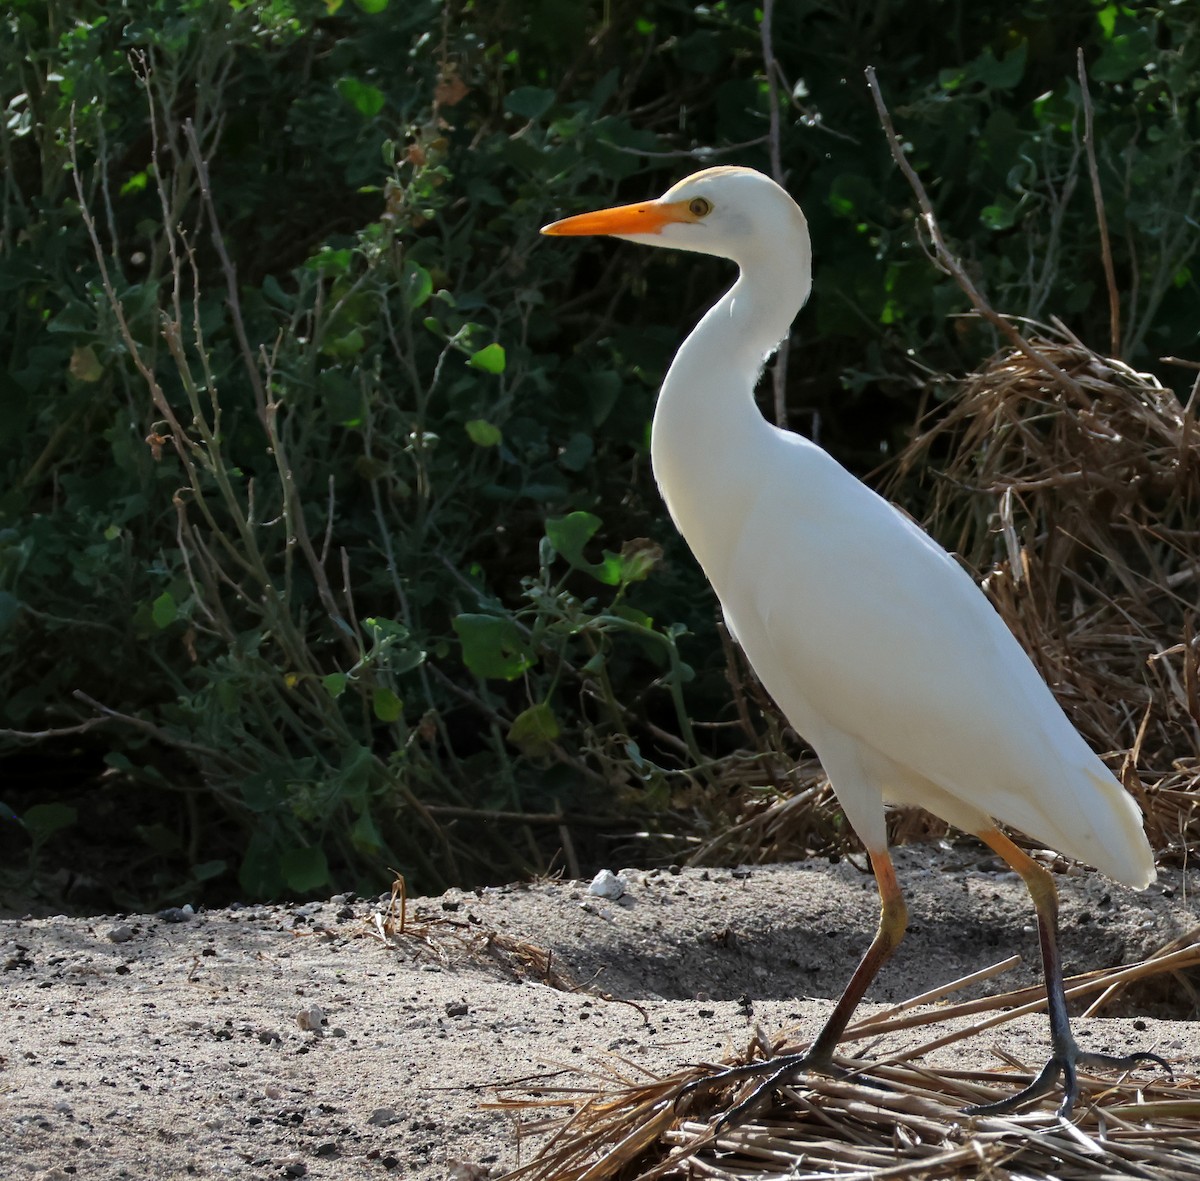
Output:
top-left (365, 874), bottom-right (588, 993)
top-left (493, 938), bottom-right (1200, 1181)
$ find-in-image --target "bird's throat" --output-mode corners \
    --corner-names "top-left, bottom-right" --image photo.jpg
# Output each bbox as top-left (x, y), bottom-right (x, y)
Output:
top-left (650, 272), bottom-right (801, 586)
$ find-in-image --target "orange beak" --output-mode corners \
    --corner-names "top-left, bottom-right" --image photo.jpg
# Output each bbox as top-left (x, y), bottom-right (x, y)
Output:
top-left (541, 199), bottom-right (696, 237)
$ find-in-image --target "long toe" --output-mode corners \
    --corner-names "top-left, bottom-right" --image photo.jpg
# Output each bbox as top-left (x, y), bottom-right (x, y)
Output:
top-left (963, 1057), bottom-right (1064, 1117)
top-left (717, 1060), bottom-right (806, 1130)
top-left (677, 1051), bottom-right (807, 1105)
top-left (964, 1046), bottom-right (1171, 1118)
top-left (1075, 1049), bottom-right (1174, 1079)
top-left (676, 1050), bottom-right (828, 1128)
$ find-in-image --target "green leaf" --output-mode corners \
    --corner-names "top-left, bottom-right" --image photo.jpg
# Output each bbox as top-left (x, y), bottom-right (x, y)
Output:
top-left (353, 0), bottom-right (389, 11)
top-left (306, 247), bottom-right (353, 277)
top-left (610, 604), bottom-right (653, 629)
top-left (240, 772), bottom-right (281, 814)
top-left (1092, 30), bottom-right (1154, 82)
top-left (968, 43), bottom-right (1026, 90)
top-left (364, 617), bottom-right (410, 640)
top-left (546, 511), bottom-right (602, 569)
top-left (22, 802), bottom-right (78, 842)
top-left (261, 274), bottom-right (293, 309)
top-left (239, 831), bottom-right (282, 897)
top-left (615, 538), bottom-right (662, 584)
top-left (453, 614), bottom-right (536, 680)
top-left (151, 591), bottom-right (177, 629)
top-left (279, 846), bottom-right (330, 893)
top-left (402, 261), bottom-right (433, 309)
top-left (545, 512), bottom-right (626, 585)
top-left (504, 87), bottom-right (554, 120)
top-left (120, 170), bottom-right (149, 196)
top-left (372, 686), bottom-right (403, 722)
top-left (322, 327), bottom-right (366, 358)
top-left (322, 673), bottom-right (348, 699)
top-left (558, 431), bottom-right (594, 472)
top-left (581, 371), bottom-right (621, 426)
top-left (506, 702), bottom-right (560, 759)
top-left (350, 809), bottom-right (385, 856)
top-left (468, 343), bottom-right (506, 374)
top-left (337, 76), bottom-right (386, 118)
top-left (465, 419), bottom-right (502, 446)
top-left (69, 344), bottom-right (104, 382)
top-left (980, 200), bottom-right (1017, 231)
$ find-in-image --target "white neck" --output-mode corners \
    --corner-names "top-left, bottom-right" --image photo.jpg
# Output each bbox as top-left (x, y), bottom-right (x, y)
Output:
top-left (650, 256), bottom-right (811, 584)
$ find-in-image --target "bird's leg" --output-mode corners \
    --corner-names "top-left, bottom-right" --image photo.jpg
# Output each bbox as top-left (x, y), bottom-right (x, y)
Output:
top-left (679, 848), bottom-right (907, 1125)
top-left (964, 828), bottom-right (1170, 1118)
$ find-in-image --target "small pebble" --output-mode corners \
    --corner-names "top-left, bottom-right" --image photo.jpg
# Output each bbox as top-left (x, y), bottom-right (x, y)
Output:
top-left (587, 869), bottom-right (627, 900)
top-left (296, 1005), bottom-right (326, 1033)
top-left (107, 925), bottom-right (135, 944)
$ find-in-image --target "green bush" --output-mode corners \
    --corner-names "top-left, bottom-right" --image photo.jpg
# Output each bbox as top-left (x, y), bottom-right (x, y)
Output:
top-left (1, 0), bottom-right (1197, 905)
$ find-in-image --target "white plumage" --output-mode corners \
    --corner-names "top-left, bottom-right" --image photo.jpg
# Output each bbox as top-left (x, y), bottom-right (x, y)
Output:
top-left (543, 165), bottom-right (1163, 1115)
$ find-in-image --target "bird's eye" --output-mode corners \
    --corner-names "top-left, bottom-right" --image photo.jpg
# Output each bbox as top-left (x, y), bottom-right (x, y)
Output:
top-left (688, 197), bottom-right (712, 217)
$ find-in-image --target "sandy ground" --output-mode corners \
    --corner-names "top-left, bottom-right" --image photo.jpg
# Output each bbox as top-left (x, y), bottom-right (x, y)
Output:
top-left (2, 846), bottom-right (1198, 1180)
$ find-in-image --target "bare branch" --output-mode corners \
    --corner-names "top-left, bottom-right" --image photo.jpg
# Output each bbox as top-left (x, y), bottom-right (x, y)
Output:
top-left (1077, 48), bottom-right (1121, 358)
top-left (760, 0), bottom-right (789, 430)
top-left (181, 119), bottom-right (269, 426)
top-left (864, 67), bottom-right (1091, 409)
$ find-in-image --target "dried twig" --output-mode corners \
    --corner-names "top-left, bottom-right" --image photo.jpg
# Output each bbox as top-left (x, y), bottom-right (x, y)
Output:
top-left (760, 0), bottom-right (789, 430)
top-left (496, 938), bottom-right (1200, 1181)
top-left (1077, 49), bottom-right (1121, 357)
top-left (863, 67), bottom-right (1089, 408)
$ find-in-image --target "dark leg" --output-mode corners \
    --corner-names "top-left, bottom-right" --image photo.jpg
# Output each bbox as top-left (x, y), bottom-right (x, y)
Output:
top-left (805, 848), bottom-right (908, 1065)
top-left (965, 828), bottom-right (1170, 1118)
top-left (680, 848), bottom-right (907, 1123)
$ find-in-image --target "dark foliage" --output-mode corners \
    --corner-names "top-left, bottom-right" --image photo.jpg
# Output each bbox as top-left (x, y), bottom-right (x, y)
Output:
top-left (1, 0), bottom-right (1196, 907)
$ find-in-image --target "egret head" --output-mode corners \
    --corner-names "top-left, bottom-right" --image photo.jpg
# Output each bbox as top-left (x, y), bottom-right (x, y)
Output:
top-left (541, 166), bottom-right (809, 269)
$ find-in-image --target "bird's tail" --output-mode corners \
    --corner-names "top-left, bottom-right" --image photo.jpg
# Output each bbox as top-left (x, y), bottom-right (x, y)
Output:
top-left (1048, 767), bottom-right (1156, 889)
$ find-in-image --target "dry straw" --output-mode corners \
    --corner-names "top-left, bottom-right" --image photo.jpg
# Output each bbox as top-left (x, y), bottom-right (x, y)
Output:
top-left (493, 939), bottom-right (1200, 1181)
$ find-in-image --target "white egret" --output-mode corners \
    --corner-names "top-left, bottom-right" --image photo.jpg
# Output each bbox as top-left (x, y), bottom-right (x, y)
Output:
top-left (542, 166), bottom-right (1166, 1117)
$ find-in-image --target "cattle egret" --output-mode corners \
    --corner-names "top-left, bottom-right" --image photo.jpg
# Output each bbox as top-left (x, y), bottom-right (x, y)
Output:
top-left (542, 166), bottom-right (1166, 1117)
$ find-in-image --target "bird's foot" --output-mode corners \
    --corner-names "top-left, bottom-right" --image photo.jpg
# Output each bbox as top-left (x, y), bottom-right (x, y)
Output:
top-left (964, 1046), bottom-right (1171, 1119)
top-left (677, 1050), bottom-right (847, 1131)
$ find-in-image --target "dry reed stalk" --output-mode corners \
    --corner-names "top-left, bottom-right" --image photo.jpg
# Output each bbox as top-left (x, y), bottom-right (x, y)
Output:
top-left (495, 939), bottom-right (1198, 1181)
top-left (365, 873), bottom-right (592, 993)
